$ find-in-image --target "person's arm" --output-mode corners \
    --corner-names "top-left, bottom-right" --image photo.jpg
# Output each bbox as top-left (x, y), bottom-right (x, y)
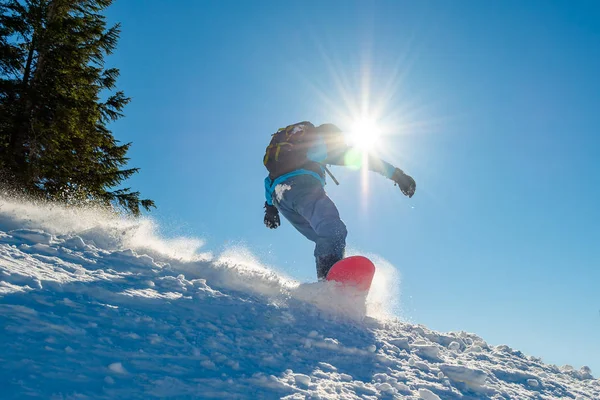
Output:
top-left (264, 177), bottom-right (274, 206)
top-left (263, 177), bottom-right (280, 228)
top-left (316, 142), bottom-right (393, 178)
top-left (309, 138), bottom-right (416, 198)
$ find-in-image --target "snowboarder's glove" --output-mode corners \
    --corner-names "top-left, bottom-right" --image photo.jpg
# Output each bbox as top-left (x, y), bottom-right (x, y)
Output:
top-left (391, 168), bottom-right (416, 198)
top-left (264, 202), bottom-right (280, 229)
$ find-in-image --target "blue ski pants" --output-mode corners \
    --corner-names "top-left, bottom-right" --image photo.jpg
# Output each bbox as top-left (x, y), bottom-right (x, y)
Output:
top-left (272, 175), bottom-right (347, 262)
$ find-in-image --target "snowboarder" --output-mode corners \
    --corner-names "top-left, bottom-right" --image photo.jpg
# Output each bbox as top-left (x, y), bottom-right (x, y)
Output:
top-left (263, 122), bottom-right (415, 280)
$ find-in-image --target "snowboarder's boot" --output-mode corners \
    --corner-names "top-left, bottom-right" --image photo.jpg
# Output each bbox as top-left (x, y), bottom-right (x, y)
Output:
top-left (316, 254), bottom-right (343, 281)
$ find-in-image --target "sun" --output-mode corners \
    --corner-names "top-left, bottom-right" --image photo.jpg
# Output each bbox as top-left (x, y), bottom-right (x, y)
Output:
top-left (349, 117), bottom-right (382, 152)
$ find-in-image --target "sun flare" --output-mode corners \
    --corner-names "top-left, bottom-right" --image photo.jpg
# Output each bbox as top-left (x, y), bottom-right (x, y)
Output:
top-left (349, 117), bottom-right (382, 152)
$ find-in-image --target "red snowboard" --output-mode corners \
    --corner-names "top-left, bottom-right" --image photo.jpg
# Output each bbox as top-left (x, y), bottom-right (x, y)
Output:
top-left (326, 256), bottom-right (376, 292)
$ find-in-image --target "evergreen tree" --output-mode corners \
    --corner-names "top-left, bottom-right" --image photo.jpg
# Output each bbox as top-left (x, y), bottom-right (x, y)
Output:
top-left (0, 0), bottom-right (154, 215)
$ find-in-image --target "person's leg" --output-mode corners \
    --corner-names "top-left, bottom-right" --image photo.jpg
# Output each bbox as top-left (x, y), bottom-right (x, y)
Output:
top-left (276, 203), bottom-right (320, 243)
top-left (274, 179), bottom-right (320, 245)
top-left (275, 175), bottom-right (347, 279)
top-left (299, 190), bottom-right (347, 279)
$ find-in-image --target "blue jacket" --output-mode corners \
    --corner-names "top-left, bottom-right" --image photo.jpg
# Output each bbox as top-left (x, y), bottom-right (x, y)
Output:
top-left (264, 134), bottom-right (396, 205)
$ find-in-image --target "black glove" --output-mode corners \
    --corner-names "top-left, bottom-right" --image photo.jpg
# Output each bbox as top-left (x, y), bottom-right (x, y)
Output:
top-left (391, 168), bottom-right (416, 198)
top-left (264, 202), bottom-right (280, 229)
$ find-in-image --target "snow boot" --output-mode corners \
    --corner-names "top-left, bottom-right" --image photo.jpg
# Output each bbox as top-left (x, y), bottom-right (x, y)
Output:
top-left (316, 254), bottom-right (343, 281)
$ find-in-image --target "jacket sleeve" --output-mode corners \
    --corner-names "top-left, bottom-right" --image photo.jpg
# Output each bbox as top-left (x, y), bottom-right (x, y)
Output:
top-left (324, 146), bottom-right (396, 179)
top-left (307, 135), bottom-right (397, 179)
top-left (264, 177), bottom-right (274, 206)
top-left (366, 155), bottom-right (396, 179)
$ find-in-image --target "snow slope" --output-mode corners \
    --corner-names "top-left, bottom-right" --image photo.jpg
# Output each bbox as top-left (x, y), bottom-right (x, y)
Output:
top-left (0, 197), bottom-right (597, 399)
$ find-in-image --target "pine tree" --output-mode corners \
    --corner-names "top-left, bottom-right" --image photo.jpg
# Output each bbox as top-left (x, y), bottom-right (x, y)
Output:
top-left (0, 0), bottom-right (154, 215)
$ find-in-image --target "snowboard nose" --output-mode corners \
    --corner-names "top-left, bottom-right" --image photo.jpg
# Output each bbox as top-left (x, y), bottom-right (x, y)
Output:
top-left (326, 256), bottom-right (376, 291)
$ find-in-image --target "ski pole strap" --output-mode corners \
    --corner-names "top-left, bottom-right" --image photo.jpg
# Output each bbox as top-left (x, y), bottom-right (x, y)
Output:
top-left (323, 165), bottom-right (339, 185)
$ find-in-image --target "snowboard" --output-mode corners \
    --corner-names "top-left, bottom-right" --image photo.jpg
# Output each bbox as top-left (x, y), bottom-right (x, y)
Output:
top-left (326, 256), bottom-right (376, 292)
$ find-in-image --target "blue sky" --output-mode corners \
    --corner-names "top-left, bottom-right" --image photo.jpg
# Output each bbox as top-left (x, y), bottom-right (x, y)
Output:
top-left (105, 1), bottom-right (600, 373)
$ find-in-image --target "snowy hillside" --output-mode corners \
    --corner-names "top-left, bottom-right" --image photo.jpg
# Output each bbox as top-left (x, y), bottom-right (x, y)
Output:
top-left (0, 197), bottom-right (597, 400)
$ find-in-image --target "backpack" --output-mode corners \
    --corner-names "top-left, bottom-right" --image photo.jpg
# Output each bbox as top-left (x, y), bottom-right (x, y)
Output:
top-left (263, 121), bottom-right (319, 179)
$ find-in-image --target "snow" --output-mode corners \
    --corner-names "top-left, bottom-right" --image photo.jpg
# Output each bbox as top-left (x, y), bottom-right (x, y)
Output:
top-left (448, 340), bottom-right (461, 351)
top-left (439, 364), bottom-right (488, 390)
top-left (109, 362), bottom-right (128, 374)
top-left (0, 196), bottom-right (598, 399)
top-left (275, 183), bottom-right (292, 202)
top-left (419, 388), bottom-right (441, 400)
top-left (294, 373), bottom-right (311, 387)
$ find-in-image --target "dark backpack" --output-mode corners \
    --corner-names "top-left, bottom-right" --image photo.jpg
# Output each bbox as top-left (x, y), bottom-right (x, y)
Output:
top-left (263, 121), bottom-right (319, 179)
